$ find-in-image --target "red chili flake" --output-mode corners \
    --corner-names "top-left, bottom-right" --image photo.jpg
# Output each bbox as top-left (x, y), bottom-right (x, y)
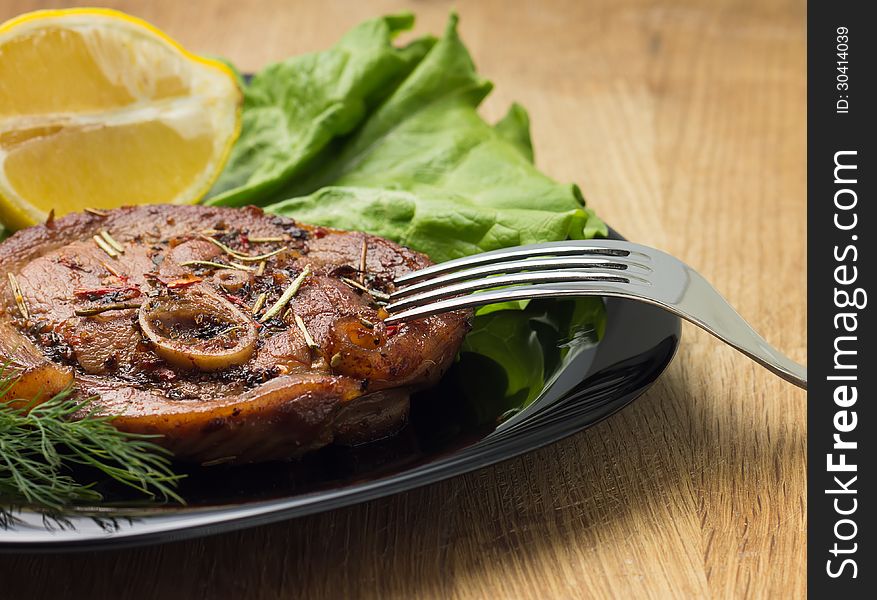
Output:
top-left (167, 236), bottom-right (187, 249)
top-left (144, 272), bottom-right (168, 285)
top-left (223, 293), bottom-right (249, 308)
top-left (73, 287), bottom-right (110, 297)
top-left (72, 284), bottom-right (140, 298)
top-left (167, 275), bottom-right (203, 289)
top-left (239, 233), bottom-right (251, 249)
top-left (385, 324), bottom-right (400, 338)
top-left (313, 227), bottom-right (327, 239)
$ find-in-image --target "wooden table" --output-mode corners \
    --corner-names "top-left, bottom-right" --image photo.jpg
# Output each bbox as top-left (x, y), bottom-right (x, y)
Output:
top-left (0, 0), bottom-right (806, 597)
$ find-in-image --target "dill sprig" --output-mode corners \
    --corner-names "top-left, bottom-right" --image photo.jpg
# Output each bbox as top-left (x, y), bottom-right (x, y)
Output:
top-left (0, 375), bottom-right (184, 510)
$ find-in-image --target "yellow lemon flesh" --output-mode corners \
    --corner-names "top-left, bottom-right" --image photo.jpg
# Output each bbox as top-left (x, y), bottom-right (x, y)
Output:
top-left (0, 8), bottom-right (241, 230)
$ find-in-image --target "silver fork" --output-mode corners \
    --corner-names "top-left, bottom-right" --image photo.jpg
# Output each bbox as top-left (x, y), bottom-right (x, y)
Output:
top-left (385, 239), bottom-right (806, 389)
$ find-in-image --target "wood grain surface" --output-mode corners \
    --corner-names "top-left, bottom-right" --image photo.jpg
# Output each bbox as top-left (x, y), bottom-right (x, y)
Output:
top-left (0, 0), bottom-right (807, 598)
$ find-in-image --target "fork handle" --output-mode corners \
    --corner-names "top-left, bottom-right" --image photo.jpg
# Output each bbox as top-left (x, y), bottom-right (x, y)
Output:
top-left (669, 269), bottom-right (807, 389)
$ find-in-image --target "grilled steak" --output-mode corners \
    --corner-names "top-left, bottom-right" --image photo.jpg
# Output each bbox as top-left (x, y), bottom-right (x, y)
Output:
top-left (0, 205), bottom-right (470, 464)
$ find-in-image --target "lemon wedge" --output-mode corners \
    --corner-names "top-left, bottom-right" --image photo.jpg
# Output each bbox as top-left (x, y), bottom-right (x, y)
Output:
top-left (0, 8), bottom-right (242, 230)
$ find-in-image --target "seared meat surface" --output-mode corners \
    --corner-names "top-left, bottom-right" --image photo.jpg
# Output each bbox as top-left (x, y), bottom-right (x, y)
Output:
top-left (0, 206), bottom-right (469, 464)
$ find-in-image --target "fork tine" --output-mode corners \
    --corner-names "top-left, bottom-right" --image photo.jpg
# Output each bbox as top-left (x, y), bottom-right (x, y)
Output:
top-left (391, 255), bottom-right (653, 299)
top-left (384, 281), bottom-right (629, 324)
top-left (388, 238), bottom-right (808, 389)
top-left (386, 270), bottom-right (649, 313)
top-left (394, 241), bottom-right (651, 284)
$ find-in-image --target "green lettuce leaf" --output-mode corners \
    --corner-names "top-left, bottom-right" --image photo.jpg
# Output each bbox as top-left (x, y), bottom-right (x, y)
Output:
top-left (263, 14), bottom-right (605, 258)
top-left (210, 13), bottom-right (607, 415)
top-left (207, 13), bottom-right (435, 206)
top-left (267, 186), bottom-right (601, 264)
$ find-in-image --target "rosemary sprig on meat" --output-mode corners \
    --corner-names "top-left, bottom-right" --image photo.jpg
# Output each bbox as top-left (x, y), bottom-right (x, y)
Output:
top-left (0, 374), bottom-right (184, 510)
top-left (198, 234), bottom-right (285, 262)
top-left (99, 260), bottom-right (125, 279)
top-left (260, 265), bottom-right (311, 322)
top-left (92, 234), bottom-right (119, 258)
top-left (84, 207), bottom-right (110, 217)
top-left (251, 292), bottom-right (267, 316)
top-left (339, 276), bottom-right (390, 301)
top-left (179, 260), bottom-right (254, 272)
top-left (98, 230), bottom-right (125, 254)
top-left (247, 236), bottom-right (287, 243)
top-left (74, 302), bottom-right (143, 317)
top-left (294, 314), bottom-right (318, 350)
top-left (6, 273), bottom-right (29, 320)
top-left (359, 238), bottom-right (368, 284)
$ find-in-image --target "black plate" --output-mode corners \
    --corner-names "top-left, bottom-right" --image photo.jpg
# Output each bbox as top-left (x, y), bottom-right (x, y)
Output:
top-left (0, 229), bottom-right (680, 551)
